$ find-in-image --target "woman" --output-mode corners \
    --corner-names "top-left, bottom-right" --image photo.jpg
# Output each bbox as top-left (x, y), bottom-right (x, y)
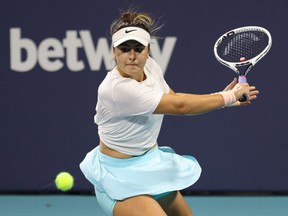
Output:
top-left (80, 9), bottom-right (259, 216)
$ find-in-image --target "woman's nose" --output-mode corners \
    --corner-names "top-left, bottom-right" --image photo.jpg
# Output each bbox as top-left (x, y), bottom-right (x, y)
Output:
top-left (128, 49), bottom-right (136, 60)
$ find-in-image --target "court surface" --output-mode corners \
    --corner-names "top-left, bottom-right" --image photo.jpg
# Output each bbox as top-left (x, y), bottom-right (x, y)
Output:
top-left (1, 195), bottom-right (288, 216)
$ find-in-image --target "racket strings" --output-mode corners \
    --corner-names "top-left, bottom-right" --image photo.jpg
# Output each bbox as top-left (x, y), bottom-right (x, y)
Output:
top-left (218, 31), bottom-right (269, 62)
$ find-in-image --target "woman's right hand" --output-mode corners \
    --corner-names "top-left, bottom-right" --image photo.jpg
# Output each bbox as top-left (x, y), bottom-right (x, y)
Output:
top-left (231, 82), bottom-right (251, 101)
top-left (222, 78), bottom-right (259, 106)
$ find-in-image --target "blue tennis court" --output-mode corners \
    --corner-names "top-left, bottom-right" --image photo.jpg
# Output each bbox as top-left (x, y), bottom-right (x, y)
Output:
top-left (1, 195), bottom-right (288, 216)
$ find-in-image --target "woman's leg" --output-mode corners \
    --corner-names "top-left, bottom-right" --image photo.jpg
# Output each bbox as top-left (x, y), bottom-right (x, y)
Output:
top-left (113, 195), bottom-right (167, 216)
top-left (157, 191), bottom-right (193, 216)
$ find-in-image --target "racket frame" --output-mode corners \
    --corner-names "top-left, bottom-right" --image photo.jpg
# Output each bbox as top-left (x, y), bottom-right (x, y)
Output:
top-left (214, 26), bottom-right (272, 76)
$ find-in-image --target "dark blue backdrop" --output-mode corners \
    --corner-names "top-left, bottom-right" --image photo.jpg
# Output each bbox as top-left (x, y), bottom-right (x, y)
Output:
top-left (1, 0), bottom-right (287, 194)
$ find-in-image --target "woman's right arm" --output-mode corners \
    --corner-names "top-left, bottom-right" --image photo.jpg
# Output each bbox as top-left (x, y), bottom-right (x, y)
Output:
top-left (154, 80), bottom-right (258, 115)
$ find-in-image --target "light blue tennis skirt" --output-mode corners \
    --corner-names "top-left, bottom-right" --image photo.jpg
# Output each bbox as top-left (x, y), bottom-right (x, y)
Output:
top-left (79, 145), bottom-right (201, 201)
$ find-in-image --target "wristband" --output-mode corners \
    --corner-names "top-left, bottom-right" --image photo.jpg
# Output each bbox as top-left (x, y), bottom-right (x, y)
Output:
top-left (219, 91), bottom-right (237, 106)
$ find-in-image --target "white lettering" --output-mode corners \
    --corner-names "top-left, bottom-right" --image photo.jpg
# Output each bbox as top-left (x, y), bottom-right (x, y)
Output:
top-left (10, 28), bottom-right (37, 72)
top-left (9, 28), bottom-right (177, 74)
top-left (150, 37), bottom-right (177, 74)
top-left (63, 31), bottom-right (84, 71)
top-left (38, 38), bottom-right (64, 72)
top-left (80, 31), bottom-right (113, 71)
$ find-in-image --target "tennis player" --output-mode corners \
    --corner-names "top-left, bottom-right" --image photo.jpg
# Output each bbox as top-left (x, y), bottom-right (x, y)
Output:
top-left (80, 9), bottom-right (259, 216)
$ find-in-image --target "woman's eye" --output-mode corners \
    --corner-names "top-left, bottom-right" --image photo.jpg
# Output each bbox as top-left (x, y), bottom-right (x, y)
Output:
top-left (118, 46), bottom-right (144, 53)
top-left (134, 47), bottom-right (144, 53)
top-left (119, 47), bottom-right (130, 52)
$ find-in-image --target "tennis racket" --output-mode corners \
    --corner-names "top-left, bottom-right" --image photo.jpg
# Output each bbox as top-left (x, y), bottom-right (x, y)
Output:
top-left (214, 26), bottom-right (272, 101)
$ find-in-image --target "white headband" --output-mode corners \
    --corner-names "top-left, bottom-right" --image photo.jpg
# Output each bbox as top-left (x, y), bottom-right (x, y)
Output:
top-left (112, 27), bottom-right (151, 47)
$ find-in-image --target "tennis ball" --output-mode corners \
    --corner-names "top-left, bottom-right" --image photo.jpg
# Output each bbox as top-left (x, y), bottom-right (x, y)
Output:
top-left (55, 172), bottom-right (74, 192)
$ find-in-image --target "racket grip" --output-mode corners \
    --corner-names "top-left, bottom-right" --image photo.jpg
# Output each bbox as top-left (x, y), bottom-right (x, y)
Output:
top-left (238, 75), bottom-right (247, 102)
top-left (238, 75), bottom-right (247, 83)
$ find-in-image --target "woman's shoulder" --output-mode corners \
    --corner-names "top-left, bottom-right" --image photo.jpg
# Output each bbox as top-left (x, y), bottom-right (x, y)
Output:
top-left (99, 69), bottom-right (138, 95)
top-left (145, 57), bottom-right (165, 80)
top-left (102, 68), bottom-right (129, 85)
top-left (145, 57), bottom-right (163, 74)
top-left (145, 57), bottom-right (158, 68)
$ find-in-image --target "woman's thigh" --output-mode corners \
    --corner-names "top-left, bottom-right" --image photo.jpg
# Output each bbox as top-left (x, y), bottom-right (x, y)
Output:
top-left (157, 191), bottom-right (193, 216)
top-left (113, 195), bottom-right (167, 216)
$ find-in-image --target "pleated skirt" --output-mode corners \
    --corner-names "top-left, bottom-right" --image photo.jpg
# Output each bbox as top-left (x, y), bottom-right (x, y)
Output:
top-left (80, 145), bottom-right (201, 200)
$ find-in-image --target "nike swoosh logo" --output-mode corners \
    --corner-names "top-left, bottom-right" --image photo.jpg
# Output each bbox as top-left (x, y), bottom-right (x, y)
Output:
top-left (125, 29), bottom-right (137, 33)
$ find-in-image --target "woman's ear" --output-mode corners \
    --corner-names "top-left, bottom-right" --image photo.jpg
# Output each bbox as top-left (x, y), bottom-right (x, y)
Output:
top-left (112, 48), bottom-right (117, 63)
top-left (112, 48), bottom-right (116, 58)
top-left (148, 44), bottom-right (150, 57)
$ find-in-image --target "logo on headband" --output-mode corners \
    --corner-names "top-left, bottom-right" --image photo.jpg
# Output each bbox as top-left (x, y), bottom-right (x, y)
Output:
top-left (125, 29), bottom-right (137, 33)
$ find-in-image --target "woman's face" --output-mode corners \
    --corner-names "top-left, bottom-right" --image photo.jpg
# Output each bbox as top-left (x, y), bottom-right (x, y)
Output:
top-left (113, 40), bottom-right (149, 82)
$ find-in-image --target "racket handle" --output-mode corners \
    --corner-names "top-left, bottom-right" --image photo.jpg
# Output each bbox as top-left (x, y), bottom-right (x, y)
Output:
top-left (238, 75), bottom-right (247, 102)
top-left (238, 75), bottom-right (247, 83)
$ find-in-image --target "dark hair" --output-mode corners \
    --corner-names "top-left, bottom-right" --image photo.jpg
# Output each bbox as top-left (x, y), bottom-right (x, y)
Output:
top-left (110, 8), bottom-right (162, 37)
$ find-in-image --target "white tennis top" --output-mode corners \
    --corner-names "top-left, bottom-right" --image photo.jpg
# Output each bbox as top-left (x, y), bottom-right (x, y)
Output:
top-left (94, 57), bottom-right (170, 155)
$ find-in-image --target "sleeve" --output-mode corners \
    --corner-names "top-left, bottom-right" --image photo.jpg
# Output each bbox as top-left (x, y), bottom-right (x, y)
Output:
top-left (146, 57), bottom-right (170, 94)
top-left (112, 79), bottom-right (163, 116)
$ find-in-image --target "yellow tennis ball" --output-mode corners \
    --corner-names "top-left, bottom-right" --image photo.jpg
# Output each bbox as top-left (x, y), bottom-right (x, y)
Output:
top-left (55, 172), bottom-right (74, 192)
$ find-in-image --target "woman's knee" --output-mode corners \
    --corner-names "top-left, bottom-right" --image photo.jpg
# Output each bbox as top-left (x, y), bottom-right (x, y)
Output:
top-left (157, 191), bottom-right (193, 216)
top-left (113, 195), bottom-right (167, 216)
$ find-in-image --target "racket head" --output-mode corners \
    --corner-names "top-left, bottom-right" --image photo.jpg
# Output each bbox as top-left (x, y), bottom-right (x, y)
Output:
top-left (214, 26), bottom-right (272, 75)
